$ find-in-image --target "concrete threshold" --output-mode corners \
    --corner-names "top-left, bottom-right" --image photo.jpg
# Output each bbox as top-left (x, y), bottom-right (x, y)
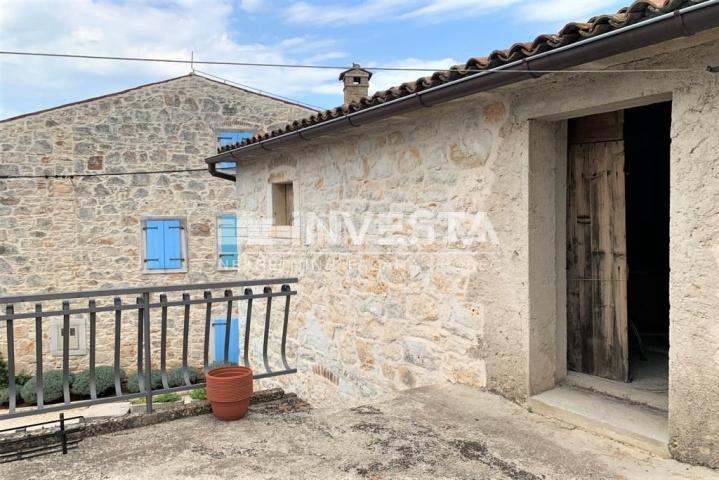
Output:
top-left (563, 371), bottom-right (668, 411)
top-left (528, 385), bottom-right (669, 458)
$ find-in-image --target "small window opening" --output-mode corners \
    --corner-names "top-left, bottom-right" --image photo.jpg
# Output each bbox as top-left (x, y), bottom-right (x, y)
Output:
top-left (271, 182), bottom-right (294, 226)
top-left (352, 76), bottom-right (361, 85)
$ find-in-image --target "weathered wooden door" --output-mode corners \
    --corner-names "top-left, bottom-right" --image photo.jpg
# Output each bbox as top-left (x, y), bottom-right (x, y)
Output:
top-left (566, 111), bottom-right (629, 382)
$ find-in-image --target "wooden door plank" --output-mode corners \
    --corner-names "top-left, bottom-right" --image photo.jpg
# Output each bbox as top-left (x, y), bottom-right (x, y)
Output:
top-left (566, 138), bottom-right (628, 382)
top-left (568, 111), bottom-right (624, 145)
top-left (609, 141), bottom-right (629, 381)
top-left (566, 145), bottom-right (581, 372)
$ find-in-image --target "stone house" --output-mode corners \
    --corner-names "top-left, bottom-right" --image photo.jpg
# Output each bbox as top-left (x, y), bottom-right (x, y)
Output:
top-left (0, 73), bottom-right (314, 372)
top-left (206, 0), bottom-right (719, 469)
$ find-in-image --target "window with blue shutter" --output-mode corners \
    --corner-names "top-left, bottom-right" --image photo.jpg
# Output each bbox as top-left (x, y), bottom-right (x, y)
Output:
top-left (144, 220), bottom-right (165, 270)
top-left (143, 218), bottom-right (186, 271)
top-left (216, 130), bottom-right (254, 170)
top-left (163, 219), bottom-right (184, 269)
top-left (217, 213), bottom-right (238, 269)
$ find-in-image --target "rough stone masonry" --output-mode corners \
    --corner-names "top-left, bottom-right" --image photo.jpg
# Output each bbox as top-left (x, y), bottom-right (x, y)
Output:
top-left (0, 73), bottom-right (314, 373)
top-left (226, 34), bottom-right (719, 469)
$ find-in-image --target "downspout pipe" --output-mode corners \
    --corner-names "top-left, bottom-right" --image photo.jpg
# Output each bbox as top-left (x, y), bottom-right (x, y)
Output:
top-left (207, 0), bottom-right (719, 181)
top-left (207, 161), bottom-right (236, 182)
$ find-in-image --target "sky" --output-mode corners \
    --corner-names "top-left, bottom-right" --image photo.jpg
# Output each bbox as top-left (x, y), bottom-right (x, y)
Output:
top-left (0, 0), bottom-right (630, 119)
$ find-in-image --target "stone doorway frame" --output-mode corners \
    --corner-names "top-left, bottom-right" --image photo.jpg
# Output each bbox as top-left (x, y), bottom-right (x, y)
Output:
top-left (525, 92), bottom-right (674, 396)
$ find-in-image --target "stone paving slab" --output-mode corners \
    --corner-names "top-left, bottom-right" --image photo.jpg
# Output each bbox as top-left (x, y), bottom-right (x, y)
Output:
top-left (81, 402), bottom-right (131, 420)
top-left (1, 383), bottom-right (717, 479)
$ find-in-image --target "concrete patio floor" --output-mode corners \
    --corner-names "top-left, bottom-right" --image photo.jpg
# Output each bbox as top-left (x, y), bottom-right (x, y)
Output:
top-left (1, 383), bottom-right (716, 479)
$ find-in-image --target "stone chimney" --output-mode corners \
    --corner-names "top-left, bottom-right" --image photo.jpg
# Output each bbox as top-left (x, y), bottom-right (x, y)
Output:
top-left (339, 63), bottom-right (372, 105)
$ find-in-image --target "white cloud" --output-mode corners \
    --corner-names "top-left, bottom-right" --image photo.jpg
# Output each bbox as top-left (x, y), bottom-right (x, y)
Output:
top-left (0, 0), bottom-right (344, 114)
top-left (401, 0), bottom-right (519, 21)
top-left (305, 51), bottom-right (349, 63)
top-left (283, 0), bottom-right (621, 26)
top-left (239, 0), bottom-right (265, 12)
top-left (284, 0), bottom-right (412, 26)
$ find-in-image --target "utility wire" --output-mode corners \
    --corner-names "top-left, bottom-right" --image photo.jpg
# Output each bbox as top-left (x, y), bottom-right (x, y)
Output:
top-left (0, 50), bottom-right (702, 73)
top-left (0, 167), bottom-right (211, 180)
top-left (192, 69), bottom-right (324, 111)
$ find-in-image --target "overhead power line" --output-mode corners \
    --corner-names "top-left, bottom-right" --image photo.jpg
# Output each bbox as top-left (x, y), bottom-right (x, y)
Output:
top-left (0, 50), bottom-right (701, 74)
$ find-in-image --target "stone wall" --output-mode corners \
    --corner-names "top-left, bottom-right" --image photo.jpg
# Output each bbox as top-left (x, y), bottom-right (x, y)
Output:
top-left (665, 64), bottom-right (719, 469)
top-left (230, 35), bottom-right (719, 468)
top-left (232, 95), bottom-right (522, 404)
top-left (0, 74), bottom-right (313, 375)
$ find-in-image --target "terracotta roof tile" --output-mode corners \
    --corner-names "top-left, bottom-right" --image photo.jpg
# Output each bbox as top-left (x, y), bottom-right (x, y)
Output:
top-left (217, 0), bottom-right (705, 154)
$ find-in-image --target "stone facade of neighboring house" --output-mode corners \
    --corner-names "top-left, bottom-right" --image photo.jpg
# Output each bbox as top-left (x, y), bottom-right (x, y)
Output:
top-left (207, 5), bottom-right (719, 470)
top-left (0, 73), bottom-right (314, 373)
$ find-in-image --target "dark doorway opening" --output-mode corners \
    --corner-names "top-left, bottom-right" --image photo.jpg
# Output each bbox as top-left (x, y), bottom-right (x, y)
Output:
top-left (566, 101), bottom-right (671, 394)
top-left (625, 101), bottom-right (671, 393)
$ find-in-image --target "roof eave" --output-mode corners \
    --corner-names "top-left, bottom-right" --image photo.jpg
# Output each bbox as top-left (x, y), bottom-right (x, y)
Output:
top-left (206, 0), bottom-right (719, 182)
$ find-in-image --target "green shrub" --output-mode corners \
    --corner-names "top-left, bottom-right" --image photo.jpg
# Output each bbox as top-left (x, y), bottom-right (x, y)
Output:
top-left (155, 392), bottom-right (181, 403)
top-left (0, 387), bottom-right (18, 406)
top-left (189, 388), bottom-right (207, 401)
top-left (20, 370), bottom-right (74, 405)
top-left (0, 354), bottom-right (7, 389)
top-left (131, 392), bottom-right (181, 405)
top-left (167, 367), bottom-right (199, 387)
top-left (126, 369), bottom-right (163, 393)
top-left (15, 373), bottom-right (32, 386)
top-left (0, 366), bottom-right (31, 405)
top-left (71, 366), bottom-right (123, 397)
top-left (0, 355), bottom-right (30, 391)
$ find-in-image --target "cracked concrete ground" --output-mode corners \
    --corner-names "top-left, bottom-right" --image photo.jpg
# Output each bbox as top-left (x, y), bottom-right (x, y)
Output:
top-left (1, 383), bottom-right (716, 479)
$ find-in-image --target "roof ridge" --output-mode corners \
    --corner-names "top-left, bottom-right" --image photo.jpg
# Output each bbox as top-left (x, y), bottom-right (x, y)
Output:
top-left (1, 72), bottom-right (313, 124)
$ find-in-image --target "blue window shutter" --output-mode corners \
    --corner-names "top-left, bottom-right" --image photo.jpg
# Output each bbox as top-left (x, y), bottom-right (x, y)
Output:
top-left (144, 220), bottom-right (165, 270)
top-left (163, 219), bottom-right (183, 269)
top-left (217, 131), bottom-right (254, 170)
top-left (218, 214), bottom-right (238, 268)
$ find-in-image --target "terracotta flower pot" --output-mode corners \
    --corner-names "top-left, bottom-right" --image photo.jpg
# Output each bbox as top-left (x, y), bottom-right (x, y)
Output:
top-left (206, 366), bottom-right (253, 421)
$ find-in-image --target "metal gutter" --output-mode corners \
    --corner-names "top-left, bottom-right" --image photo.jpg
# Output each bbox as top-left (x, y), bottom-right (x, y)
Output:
top-left (207, 0), bottom-right (719, 182)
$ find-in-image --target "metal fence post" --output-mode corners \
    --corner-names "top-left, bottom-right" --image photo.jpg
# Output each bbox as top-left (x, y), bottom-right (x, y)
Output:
top-left (5, 305), bottom-right (16, 414)
top-left (61, 301), bottom-right (71, 405)
top-left (59, 413), bottom-right (67, 455)
top-left (142, 291), bottom-right (153, 413)
top-left (34, 303), bottom-right (44, 408)
top-left (0, 278), bottom-right (298, 421)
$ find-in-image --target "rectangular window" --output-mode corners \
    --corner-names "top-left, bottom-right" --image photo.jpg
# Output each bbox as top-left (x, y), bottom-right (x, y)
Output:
top-left (216, 130), bottom-right (254, 170)
top-left (217, 213), bottom-right (238, 269)
top-left (271, 182), bottom-right (294, 226)
top-left (142, 218), bottom-right (187, 271)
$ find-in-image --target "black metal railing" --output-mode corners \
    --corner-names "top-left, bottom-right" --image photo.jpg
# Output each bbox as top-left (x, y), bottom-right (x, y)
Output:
top-left (0, 278), bottom-right (298, 420)
top-left (0, 413), bottom-right (84, 463)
